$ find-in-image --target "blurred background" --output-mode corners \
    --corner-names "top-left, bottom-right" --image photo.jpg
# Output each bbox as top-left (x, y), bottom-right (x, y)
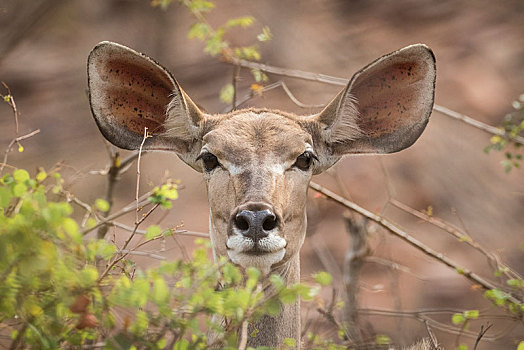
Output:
top-left (1, 0), bottom-right (523, 348)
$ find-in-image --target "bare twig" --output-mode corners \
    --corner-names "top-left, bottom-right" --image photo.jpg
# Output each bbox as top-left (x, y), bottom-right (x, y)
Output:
top-left (473, 323), bottom-right (493, 350)
top-left (389, 198), bottom-right (522, 282)
top-left (1, 82), bottom-right (19, 135)
top-left (433, 105), bottom-right (524, 146)
top-left (308, 181), bottom-right (523, 306)
top-left (1, 129), bottom-right (40, 173)
top-left (232, 65), bottom-right (240, 110)
top-left (136, 127), bottom-right (148, 223)
top-left (237, 320), bottom-right (248, 350)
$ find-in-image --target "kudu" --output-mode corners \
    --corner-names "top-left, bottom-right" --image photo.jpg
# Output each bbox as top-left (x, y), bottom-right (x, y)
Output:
top-left (88, 42), bottom-right (436, 348)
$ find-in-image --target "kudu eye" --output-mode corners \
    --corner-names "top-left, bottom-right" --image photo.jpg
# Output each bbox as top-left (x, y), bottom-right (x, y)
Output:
top-left (294, 151), bottom-right (317, 171)
top-left (197, 152), bottom-right (219, 172)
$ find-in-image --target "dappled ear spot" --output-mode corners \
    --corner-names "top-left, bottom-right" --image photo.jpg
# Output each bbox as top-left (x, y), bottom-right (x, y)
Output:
top-left (317, 44), bottom-right (436, 157)
top-left (88, 41), bottom-right (185, 151)
top-left (348, 44), bottom-right (435, 153)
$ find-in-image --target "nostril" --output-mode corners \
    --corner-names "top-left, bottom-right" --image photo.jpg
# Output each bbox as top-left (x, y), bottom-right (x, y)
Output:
top-left (262, 214), bottom-right (277, 231)
top-left (235, 214), bottom-right (250, 232)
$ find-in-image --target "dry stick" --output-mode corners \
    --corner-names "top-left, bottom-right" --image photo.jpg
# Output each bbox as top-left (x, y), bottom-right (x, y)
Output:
top-left (231, 80), bottom-right (325, 113)
top-left (357, 308), bottom-right (509, 341)
top-left (473, 323), bottom-right (493, 350)
top-left (97, 203), bottom-right (160, 282)
top-left (225, 59), bottom-right (524, 145)
top-left (81, 195), bottom-right (152, 236)
top-left (0, 129), bottom-right (40, 173)
top-left (136, 127), bottom-right (148, 223)
top-left (308, 181), bottom-right (522, 306)
top-left (1, 82), bottom-right (19, 135)
top-left (232, 64), bottom-right (240, 110)
top-left (433, 104), bottom-right (524, 146)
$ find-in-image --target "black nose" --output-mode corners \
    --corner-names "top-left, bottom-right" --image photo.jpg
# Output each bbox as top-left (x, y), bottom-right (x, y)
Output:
top-left (234, 209), bottom-right (278, 240)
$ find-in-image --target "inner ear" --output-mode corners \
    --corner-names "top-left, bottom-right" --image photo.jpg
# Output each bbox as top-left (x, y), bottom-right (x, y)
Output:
top-left (316, 44), bottom-right (436, 157)
top-left (88, 41), bottom-right (200, 152)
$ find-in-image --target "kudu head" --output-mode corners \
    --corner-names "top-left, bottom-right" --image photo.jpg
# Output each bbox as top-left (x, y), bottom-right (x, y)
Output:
top-left (88, 42), bottom-right (435, 275)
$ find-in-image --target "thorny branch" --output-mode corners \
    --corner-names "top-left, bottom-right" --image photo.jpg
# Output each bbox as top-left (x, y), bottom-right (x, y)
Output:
top-left (308, 181), bottom-right (523, 307)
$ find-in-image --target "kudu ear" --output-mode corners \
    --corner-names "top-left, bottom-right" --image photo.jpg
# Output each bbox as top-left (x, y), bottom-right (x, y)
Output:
top-left (88, 41), bottom-right (204, 156)
top-left (312, 44), bottom-right (435, 171)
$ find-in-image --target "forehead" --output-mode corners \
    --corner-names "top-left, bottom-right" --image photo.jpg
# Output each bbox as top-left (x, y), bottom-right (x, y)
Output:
top-left (203, 110), bottom-right (311, 162)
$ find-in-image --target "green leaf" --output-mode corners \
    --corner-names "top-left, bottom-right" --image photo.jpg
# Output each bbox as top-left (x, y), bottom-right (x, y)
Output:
top-left (464, 310), bottom-right (479, 319)
top-left (225, 16), bottom-right (255, 28)
top-left (62, 217), bottom-right (81, 243)
top-left (152, 277), bottom-right (169, 304)
top-left (12, 183), bottom-right (27, 197)
top-left (173, 339), bottom-right (189, 350)
top-left (95, 198), bottom-right (110, 212)
top-left (188, 23), bottom-right (211, 40)
top-left (13, 169), bottom-right (30, 183)
top-left (452, 313), bottom-right (466, 325)
top-left (269, 274), bottom-right (284, 289)
top-left (220, 84), bottom-right (234, 104)
top-left (257, 26), bottom-right (272, 42)
top-left (458, 345), bottom-right (468, 350)
top-left (283, 338), bottom-right (296, 347)
top-left (36, 171), bottom-right (47, 182)
top-left (375, 334), bottom-right (391, 345)
top-left (145, 225), bottom-right (162, 240)
top-left (0, 187), bottom-right (11, 208)
top-left (517, 341), bottom-right (524, 350)
top-left (313, 271), bottom-right (332, 286)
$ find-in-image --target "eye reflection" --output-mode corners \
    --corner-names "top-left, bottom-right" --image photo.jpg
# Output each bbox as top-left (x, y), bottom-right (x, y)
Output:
top-left (294, 151), bottom-right (317, 171)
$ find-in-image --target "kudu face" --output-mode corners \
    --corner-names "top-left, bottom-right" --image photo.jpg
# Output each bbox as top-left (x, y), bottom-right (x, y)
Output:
top-left (88, 42), bottom-right (435, 275)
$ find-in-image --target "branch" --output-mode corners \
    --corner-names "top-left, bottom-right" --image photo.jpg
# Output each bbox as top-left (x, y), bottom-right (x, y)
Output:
top-left (1, 129), bottom-right (40, 173)
top-left (224, 59), bottom-right (524, 144)
top-left (433, 104), bottom-right (524, 146)
top-left (389, 198), bottom-right (522, 281)
top-left (308, 181), bottom-right (522, 306)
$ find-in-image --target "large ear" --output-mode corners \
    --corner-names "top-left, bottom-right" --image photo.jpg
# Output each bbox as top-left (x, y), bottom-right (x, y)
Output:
top-left (88, 41), bottom-right (204, 154)
top-left (312, 44), bottom-right (435, 170)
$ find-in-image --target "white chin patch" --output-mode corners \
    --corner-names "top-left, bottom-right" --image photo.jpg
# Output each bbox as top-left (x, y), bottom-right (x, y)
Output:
top-left (226, 234), bottom-right (286, 275)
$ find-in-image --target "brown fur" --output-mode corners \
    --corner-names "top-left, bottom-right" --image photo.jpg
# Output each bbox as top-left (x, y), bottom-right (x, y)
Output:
top-left (87, 42), bottom-right (436, 348)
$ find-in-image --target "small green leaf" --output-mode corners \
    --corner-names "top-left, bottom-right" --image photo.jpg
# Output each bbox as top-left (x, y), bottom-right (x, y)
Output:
top-left (36, 171), bottom-right (47, 182)
top-left (225, 16), bottom-right (255, 28)
top-left (145, 225), bottom-right (162, 240)
top-left (283, 338), bottom-right (296, 347)
top-left (188, 23), bottom-right (211, 40)
top-left (452, 313), bottom-right (466, 325)
top-left (13, 169), bottom-right (30, 183)
top-left (219, 83), bottom-right (234, 104)
top-left (517, 340), bottom-right (524, 350)
top-left (152, 277), bottom-right (169, 304)
top-left (173, 339), bottom-right (189, 350)
top-left (95, 198), bottom-right (110, 212)
top-left (375, 334), bottom-right (391, 345)
top-left (464, 310), bottom-right (479, 319)
top-left (458, 345), bottom-right (468, 350)
top-left (313, 271), bottom-right (332, 286)
top-left (13, 183), bottom-right (27, 197)
top-left (0, 187), bottom-right (11, 208)
top-left (18, 144), bottom-right (24, 153)
top-left (257, 26), bottom-right (272, 42)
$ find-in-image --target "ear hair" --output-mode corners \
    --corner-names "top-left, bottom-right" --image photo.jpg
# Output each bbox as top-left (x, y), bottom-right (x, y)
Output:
top-left (322, 90), bottom-right (362, 143)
